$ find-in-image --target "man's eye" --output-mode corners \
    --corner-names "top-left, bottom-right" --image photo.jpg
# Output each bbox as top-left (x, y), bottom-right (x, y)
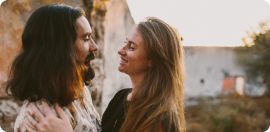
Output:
top-left (84, 39), bottom-right (90, 42)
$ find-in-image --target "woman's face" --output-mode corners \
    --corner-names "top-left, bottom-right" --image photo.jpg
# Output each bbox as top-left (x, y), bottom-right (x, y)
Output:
top-left (118, 27), bottom-right (151, 77)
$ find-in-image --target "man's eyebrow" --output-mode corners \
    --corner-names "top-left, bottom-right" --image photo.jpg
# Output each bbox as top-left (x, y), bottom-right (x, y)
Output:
top-left (126, 38), bottom-right (137, 46)
top-left (83, 32), bottom-right (91, 37)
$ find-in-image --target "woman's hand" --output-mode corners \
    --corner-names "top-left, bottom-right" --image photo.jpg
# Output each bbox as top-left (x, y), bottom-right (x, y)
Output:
top-left (25, 100), bottom-right (73, 132)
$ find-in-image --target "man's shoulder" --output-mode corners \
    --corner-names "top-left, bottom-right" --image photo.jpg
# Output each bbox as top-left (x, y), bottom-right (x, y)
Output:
top-left (14, 100), bottom-right (59, 132)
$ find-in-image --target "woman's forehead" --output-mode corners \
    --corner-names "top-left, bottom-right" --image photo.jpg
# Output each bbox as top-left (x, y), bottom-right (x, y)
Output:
top-left (127, 27), bottom-right (144, 46)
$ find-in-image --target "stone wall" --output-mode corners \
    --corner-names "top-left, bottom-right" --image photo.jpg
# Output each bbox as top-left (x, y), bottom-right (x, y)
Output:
top-left (0, 0), bottom-right (28, 96)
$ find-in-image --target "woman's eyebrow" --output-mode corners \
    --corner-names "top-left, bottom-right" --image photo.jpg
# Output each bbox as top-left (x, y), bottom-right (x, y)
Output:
top-left (126, 38), bottom-right (138, 46)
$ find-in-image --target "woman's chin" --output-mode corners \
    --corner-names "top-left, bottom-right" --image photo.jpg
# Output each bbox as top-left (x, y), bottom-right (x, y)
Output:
top-left (118, 67), bottom-right (124, 72)
top-left (118, 67), bottom-right (127, 74)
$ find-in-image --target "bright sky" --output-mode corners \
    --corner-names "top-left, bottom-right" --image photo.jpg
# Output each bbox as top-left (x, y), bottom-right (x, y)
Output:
top-left (126, 0), bottom-right (270, 47)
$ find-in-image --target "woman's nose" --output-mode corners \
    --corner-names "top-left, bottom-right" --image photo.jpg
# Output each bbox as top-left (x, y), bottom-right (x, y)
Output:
top-left (118, 48), bottom-right (126, 55)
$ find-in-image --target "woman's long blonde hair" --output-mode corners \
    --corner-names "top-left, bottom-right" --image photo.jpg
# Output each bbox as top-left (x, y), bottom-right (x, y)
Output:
top-left (120, 17), bottom-right (186, 132)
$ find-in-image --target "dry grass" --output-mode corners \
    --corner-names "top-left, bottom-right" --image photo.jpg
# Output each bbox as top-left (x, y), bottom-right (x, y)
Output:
top-left (185, 93), bottom-right (270, 132)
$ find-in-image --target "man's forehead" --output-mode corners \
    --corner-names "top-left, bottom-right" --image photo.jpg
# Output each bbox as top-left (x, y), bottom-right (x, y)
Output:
top-left (76, 16), bottom-right (92, 34)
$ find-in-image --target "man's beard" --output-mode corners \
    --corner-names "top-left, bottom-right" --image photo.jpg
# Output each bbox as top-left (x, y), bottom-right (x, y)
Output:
top-left (84, 52), bottom-right (95, 86)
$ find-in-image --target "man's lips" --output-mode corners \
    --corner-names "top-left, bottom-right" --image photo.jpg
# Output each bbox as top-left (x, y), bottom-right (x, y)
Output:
top-left (85, 58), bottom-right (92, 65)
top-left (85, 52), bottom-right (95, 65)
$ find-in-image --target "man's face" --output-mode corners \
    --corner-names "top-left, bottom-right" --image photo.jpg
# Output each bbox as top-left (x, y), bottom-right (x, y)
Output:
top-left (74, 16), bottom-right (98, 84)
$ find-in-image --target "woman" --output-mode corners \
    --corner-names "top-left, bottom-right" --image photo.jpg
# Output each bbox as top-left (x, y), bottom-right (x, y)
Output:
top-left (26, 17), bottom-right (186, 132)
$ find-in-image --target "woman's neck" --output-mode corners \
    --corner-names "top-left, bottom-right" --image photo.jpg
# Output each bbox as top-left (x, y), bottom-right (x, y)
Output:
top-left (130, 73), bottom-right (145, 88)
top-left (127, 74), bottom-right (145, 101)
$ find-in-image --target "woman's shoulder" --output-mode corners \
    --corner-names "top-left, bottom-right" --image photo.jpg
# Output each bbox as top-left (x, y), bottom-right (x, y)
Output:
top-left (102, 88), bottom-right (132, 117)
top-left (114, 88), bottom-right (132, 97)
top-left (107, 88), bottom-right (132, 105)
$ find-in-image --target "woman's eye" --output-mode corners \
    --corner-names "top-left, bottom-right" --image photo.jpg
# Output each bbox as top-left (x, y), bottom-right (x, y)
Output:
top-left (129, 45), bottom-right (135, 50)
top-left (125, 40), bottom-right (135, 50)
top-left (84, 39), bottom-right (90, 42)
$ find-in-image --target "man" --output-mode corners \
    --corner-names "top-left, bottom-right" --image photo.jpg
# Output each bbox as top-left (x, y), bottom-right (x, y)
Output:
top-left (4, 4), bottom-right (101, 132)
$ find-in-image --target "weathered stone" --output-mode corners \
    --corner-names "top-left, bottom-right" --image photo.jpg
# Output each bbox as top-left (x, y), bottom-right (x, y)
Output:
top-left (0, 0), bottom-right (28, 95)
top-left (88, 59), bottom-right (104, 115)
top-left (40, 0), bottom-right (65, 5)
top-left (90, 0), bottom-right (107, 59)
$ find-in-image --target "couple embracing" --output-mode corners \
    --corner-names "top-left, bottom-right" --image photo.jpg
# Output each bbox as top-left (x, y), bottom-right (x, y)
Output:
top-left (4, 4), bottom-right (186, 132)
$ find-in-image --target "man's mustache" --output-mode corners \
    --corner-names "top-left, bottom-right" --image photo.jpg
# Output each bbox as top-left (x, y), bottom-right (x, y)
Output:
top-left (84, 52), bottom-right (95, 65)
top-left (84, 52), bottom-right (96, 86)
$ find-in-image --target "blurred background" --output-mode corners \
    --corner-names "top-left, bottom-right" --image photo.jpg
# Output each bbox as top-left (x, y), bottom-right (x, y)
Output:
top-left (0, 0), bottom-right (270, 131)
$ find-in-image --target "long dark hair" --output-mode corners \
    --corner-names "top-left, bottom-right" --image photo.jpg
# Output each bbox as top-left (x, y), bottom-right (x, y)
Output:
top-left (4, 4), bottom-right (86, 107)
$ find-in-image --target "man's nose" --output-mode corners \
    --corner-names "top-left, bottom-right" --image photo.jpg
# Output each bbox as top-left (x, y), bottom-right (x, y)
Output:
top-left (90, 42), bottom-right (98, 52)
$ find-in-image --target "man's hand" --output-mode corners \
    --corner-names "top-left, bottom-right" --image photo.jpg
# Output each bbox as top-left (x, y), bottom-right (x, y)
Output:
top-left (25, 100), bottom-right (73, 132)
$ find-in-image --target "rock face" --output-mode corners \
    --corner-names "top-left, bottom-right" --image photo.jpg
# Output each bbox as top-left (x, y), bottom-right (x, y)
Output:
top-left (0, 0), bottom-right (134, 131)
top-left (0, 0), bottom-right (29, 96)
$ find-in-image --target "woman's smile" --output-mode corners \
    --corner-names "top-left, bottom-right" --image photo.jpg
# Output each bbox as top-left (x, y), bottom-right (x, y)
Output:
top-left (120, 57), bottom-right (128, 64)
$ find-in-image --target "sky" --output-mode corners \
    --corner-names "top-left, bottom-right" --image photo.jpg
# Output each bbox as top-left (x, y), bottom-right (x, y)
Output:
top-left (126, 0), bottom-right (270, 47)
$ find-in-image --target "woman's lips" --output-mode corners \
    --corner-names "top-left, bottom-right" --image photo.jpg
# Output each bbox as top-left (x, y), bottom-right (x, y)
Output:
top-left (120, 57), bottom-right (128, 64)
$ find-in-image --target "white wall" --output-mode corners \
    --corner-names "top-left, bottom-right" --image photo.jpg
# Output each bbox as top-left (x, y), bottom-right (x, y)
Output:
top-left (184, 47), bottom-right (265, 97)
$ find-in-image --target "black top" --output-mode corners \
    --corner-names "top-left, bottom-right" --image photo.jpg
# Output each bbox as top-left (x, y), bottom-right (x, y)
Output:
top-left (101, 88), bottom-right (176, 132)
top-left (102, 88), bottom-right (132, 132)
